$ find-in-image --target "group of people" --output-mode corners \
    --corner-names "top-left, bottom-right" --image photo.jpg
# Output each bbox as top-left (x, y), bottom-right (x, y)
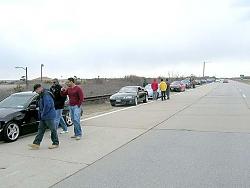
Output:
top-left (151, 78), bottom-right (170, 101)
top-left (28, 77), bottom-right (84, 150)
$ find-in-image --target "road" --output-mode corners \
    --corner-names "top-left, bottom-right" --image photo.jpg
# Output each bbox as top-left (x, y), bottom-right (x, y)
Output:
top-left (1, 81), bottom-right (250, 188)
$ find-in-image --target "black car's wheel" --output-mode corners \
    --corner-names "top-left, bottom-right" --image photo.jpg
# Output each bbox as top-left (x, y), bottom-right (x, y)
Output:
top-left (143, 95), bottom-right (148, 103)
top-left (3, 122), bottom-right (20, 142)
top-left (64, 112), bottom-right (73, 127)
top-left (111, 102), bottom-right (116, 107)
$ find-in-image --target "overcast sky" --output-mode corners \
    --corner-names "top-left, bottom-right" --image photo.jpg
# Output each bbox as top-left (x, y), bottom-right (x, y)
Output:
top-left (0, 0), bottom-right (250, 80)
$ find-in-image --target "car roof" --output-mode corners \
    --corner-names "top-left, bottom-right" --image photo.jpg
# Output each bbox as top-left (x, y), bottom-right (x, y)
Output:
top-left (122, 86), bottom-right (141, 88)
top-left (11, 91), bottom-right (37, 97)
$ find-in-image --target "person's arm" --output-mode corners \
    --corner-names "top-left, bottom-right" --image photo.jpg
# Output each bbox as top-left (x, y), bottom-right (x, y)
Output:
top-left (61, 88), bottom-right (68, 96)
top-left (77, 87), bottom-right (84, 107)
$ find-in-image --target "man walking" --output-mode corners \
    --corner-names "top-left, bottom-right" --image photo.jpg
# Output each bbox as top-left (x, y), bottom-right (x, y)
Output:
top-left (28, 84), bottom-right (59, 150)
top-left (166, 78), bottom-right (171, 100)
top-left (61, 78), bottom-right (84, 140)
top-left (151, 79), bottom-right (159, 100)
top-left (159, 79), bottom-right (167, 101)
top-left (50, 79), bottom-right (68, 134)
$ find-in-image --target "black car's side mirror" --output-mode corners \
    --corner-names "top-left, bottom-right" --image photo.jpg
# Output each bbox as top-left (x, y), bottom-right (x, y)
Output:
top-left (29, 104), bottom-right (37, 110)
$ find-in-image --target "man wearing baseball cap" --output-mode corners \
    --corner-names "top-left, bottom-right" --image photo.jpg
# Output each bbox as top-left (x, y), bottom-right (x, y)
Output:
top-left (28, 84), bottom-right (59, 149)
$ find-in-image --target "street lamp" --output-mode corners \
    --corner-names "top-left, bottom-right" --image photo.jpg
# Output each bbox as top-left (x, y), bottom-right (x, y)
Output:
top-left (41, 64), bottom-right (44, 83)
top-left (15, 66), bottom-right (28, 87)
top-left (203, 61), bottom-right (206, 78)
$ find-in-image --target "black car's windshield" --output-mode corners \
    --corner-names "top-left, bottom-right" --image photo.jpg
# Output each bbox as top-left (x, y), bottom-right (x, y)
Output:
top-left (0, 95), bottom-right (33, 109)
top-left (119, 87), bottom-right (137, 93)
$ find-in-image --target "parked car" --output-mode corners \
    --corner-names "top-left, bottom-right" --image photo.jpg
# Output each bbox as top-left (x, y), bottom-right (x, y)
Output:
top-left (144, 84), bottom-right (161, 99)
top-left (181, 79), bottom-right (192, 89)
top-left (201, 79), bottom-right (207, 84)
top-left (110, 86), bottom-right (148, 106)
top-left (170, 81), bottom-right (186, 92)
top-left (0, 91), bottom-right (74, 142)
top-left (195, 80), bottom-right (202, 85)
top-left (223, 79), bottom-right (229, 83)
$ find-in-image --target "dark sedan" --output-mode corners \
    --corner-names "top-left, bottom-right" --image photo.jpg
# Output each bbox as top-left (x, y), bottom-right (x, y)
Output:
top-left (0, 91), bottom-right (73, 142)
top-left (110, 86), bottom-right (148, 106)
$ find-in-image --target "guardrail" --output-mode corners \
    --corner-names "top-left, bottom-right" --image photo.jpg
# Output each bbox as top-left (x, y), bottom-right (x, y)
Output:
top-left (85, 94), bottom-right (112, 102)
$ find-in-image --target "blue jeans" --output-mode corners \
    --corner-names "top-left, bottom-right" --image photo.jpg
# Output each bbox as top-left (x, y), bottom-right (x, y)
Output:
top-left (33, 120), bottom-right (59, 145)
top-left (153, 91), bottom-right (158, 100)
top-left (69, 105), bottom-right (82, 137)
top-left (55, 109), bottom-right (68, 131)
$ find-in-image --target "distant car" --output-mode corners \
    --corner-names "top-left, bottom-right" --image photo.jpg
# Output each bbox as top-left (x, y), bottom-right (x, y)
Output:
top-left (195, 80), bottom-right (202, 85)
top-left (201, 79), bottom-right (207, 84)
top-left (110, 86), bottom-right (148, 106)
top-left (223, 79), bottom-right (229, 83)
top-left (170, 81), bottom-right (186, 92)
top-left (181, 80), bottom-right (192, 89)
top-left (144, 84), bottom-right (161, 99)
top-left (0, 91), bottom-right (74, 142)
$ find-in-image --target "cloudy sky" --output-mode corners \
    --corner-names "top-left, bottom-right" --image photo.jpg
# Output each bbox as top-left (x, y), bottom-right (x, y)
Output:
top-left (0, 0), bottom-right (250, 80)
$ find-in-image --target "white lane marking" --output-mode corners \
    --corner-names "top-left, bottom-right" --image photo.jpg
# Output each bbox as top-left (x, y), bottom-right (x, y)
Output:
top-left (243, 94), bottom-right (246, 98)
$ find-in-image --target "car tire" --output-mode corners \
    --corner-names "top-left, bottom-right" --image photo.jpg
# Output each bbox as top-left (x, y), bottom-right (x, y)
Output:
top-left (111, 102), bottom-right (116, 107)
top-left (143, 95), bottom-right (148, 103)
top-left (3, 122), bottom-right (20, 142)
top-left (64, 112), bottom-right (73, 127)
top-left (133, 97), bottom-right (138, 106)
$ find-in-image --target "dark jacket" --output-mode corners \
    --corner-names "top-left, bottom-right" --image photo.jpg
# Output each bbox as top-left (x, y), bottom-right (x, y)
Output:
top-left (39, 90), bottom-right (56, 120)
top-left (50, 84), bottom-right (67, 110)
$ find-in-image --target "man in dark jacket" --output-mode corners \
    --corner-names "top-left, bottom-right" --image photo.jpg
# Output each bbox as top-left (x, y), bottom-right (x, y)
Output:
top-left (50, 79), bottom-right (68, 134)
top-left (28, 84), bottom-right (59, 150)
top-left (166, 78), bottom-right (171, 100)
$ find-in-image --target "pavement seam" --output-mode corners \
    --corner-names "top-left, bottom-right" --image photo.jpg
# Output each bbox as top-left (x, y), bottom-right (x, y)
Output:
top-left (154, 128), bottom-right (250, 135)
top-left (50, 84), bottom-right (218, 188)
top-left (0, 151), bottom-right (88, 166)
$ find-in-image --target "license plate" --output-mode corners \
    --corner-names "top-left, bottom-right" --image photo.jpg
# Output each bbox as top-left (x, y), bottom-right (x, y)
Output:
top-left (116, 99), bottom-right (121, 102)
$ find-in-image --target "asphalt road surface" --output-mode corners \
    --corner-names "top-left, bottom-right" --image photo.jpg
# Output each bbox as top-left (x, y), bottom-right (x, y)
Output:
top-left (1, 81), bottom-right (250, 188)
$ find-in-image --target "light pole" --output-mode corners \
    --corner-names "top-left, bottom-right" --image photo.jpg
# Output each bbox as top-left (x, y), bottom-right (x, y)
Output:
top-left (203, 61), bottom-right (206, 78)
top-left (15, 66), bottom-right (28, 87)
top-left (41, 64), bottom-right (44, 83)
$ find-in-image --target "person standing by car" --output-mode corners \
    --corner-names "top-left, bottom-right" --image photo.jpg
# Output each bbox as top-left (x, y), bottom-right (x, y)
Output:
top-left (166, 78), bottom-right (171, 100)
top-left (28, 84), bottom-right (59, 150)
top-left (151, 79), bottom-right (159, 100)
top-left (61, 78), bottom-right (84, 140)
top-left (159, 79), bottom-right (167, 101)
top-left (50, 79), bottom-right (68, 134)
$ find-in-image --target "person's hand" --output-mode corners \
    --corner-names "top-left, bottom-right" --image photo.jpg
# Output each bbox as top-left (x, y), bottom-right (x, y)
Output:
top-left (61, 87), bottom-right (67, 92)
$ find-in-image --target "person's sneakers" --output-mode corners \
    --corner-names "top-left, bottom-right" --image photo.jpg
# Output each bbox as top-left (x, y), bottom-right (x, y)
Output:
top-left (76, 136), bottom-right (81, 140)
top-left (48, 145), bottom-right (59, 149)
top-left (71, 135), bottom-right (77, 138)
top-left (60, 131), bottom-right (69, 134)
top-left (28, 144), bottom-right (40, 150)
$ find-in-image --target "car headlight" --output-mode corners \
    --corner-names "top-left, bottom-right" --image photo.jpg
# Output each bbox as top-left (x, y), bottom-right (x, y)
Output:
top-left (125, 96), bottom-right (134, 99)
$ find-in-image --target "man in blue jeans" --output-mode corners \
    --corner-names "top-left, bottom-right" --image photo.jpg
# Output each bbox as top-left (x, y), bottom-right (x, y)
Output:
top-left (50, 78), bottom-right (68, 134)
top-left (61, 78), bottom-right (84, 140)
top-left (28, 84), bottom-right (59, 149)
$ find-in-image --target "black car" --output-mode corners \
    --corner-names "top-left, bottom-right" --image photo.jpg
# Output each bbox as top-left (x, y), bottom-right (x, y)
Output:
top-left (0, 91), bottom-right (73, 142)
top-left (110, 86), bottom-right (148, 106)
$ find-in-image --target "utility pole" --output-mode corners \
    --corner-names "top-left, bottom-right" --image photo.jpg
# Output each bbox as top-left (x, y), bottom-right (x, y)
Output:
top-left (41, 64), bottom-right (44, 83)
top-left (203, 61), bottom-right (206, 78)
top-left (25, 67), bottom-right (28, 86)
top-left (15, 66), bottom-right (28, 88)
